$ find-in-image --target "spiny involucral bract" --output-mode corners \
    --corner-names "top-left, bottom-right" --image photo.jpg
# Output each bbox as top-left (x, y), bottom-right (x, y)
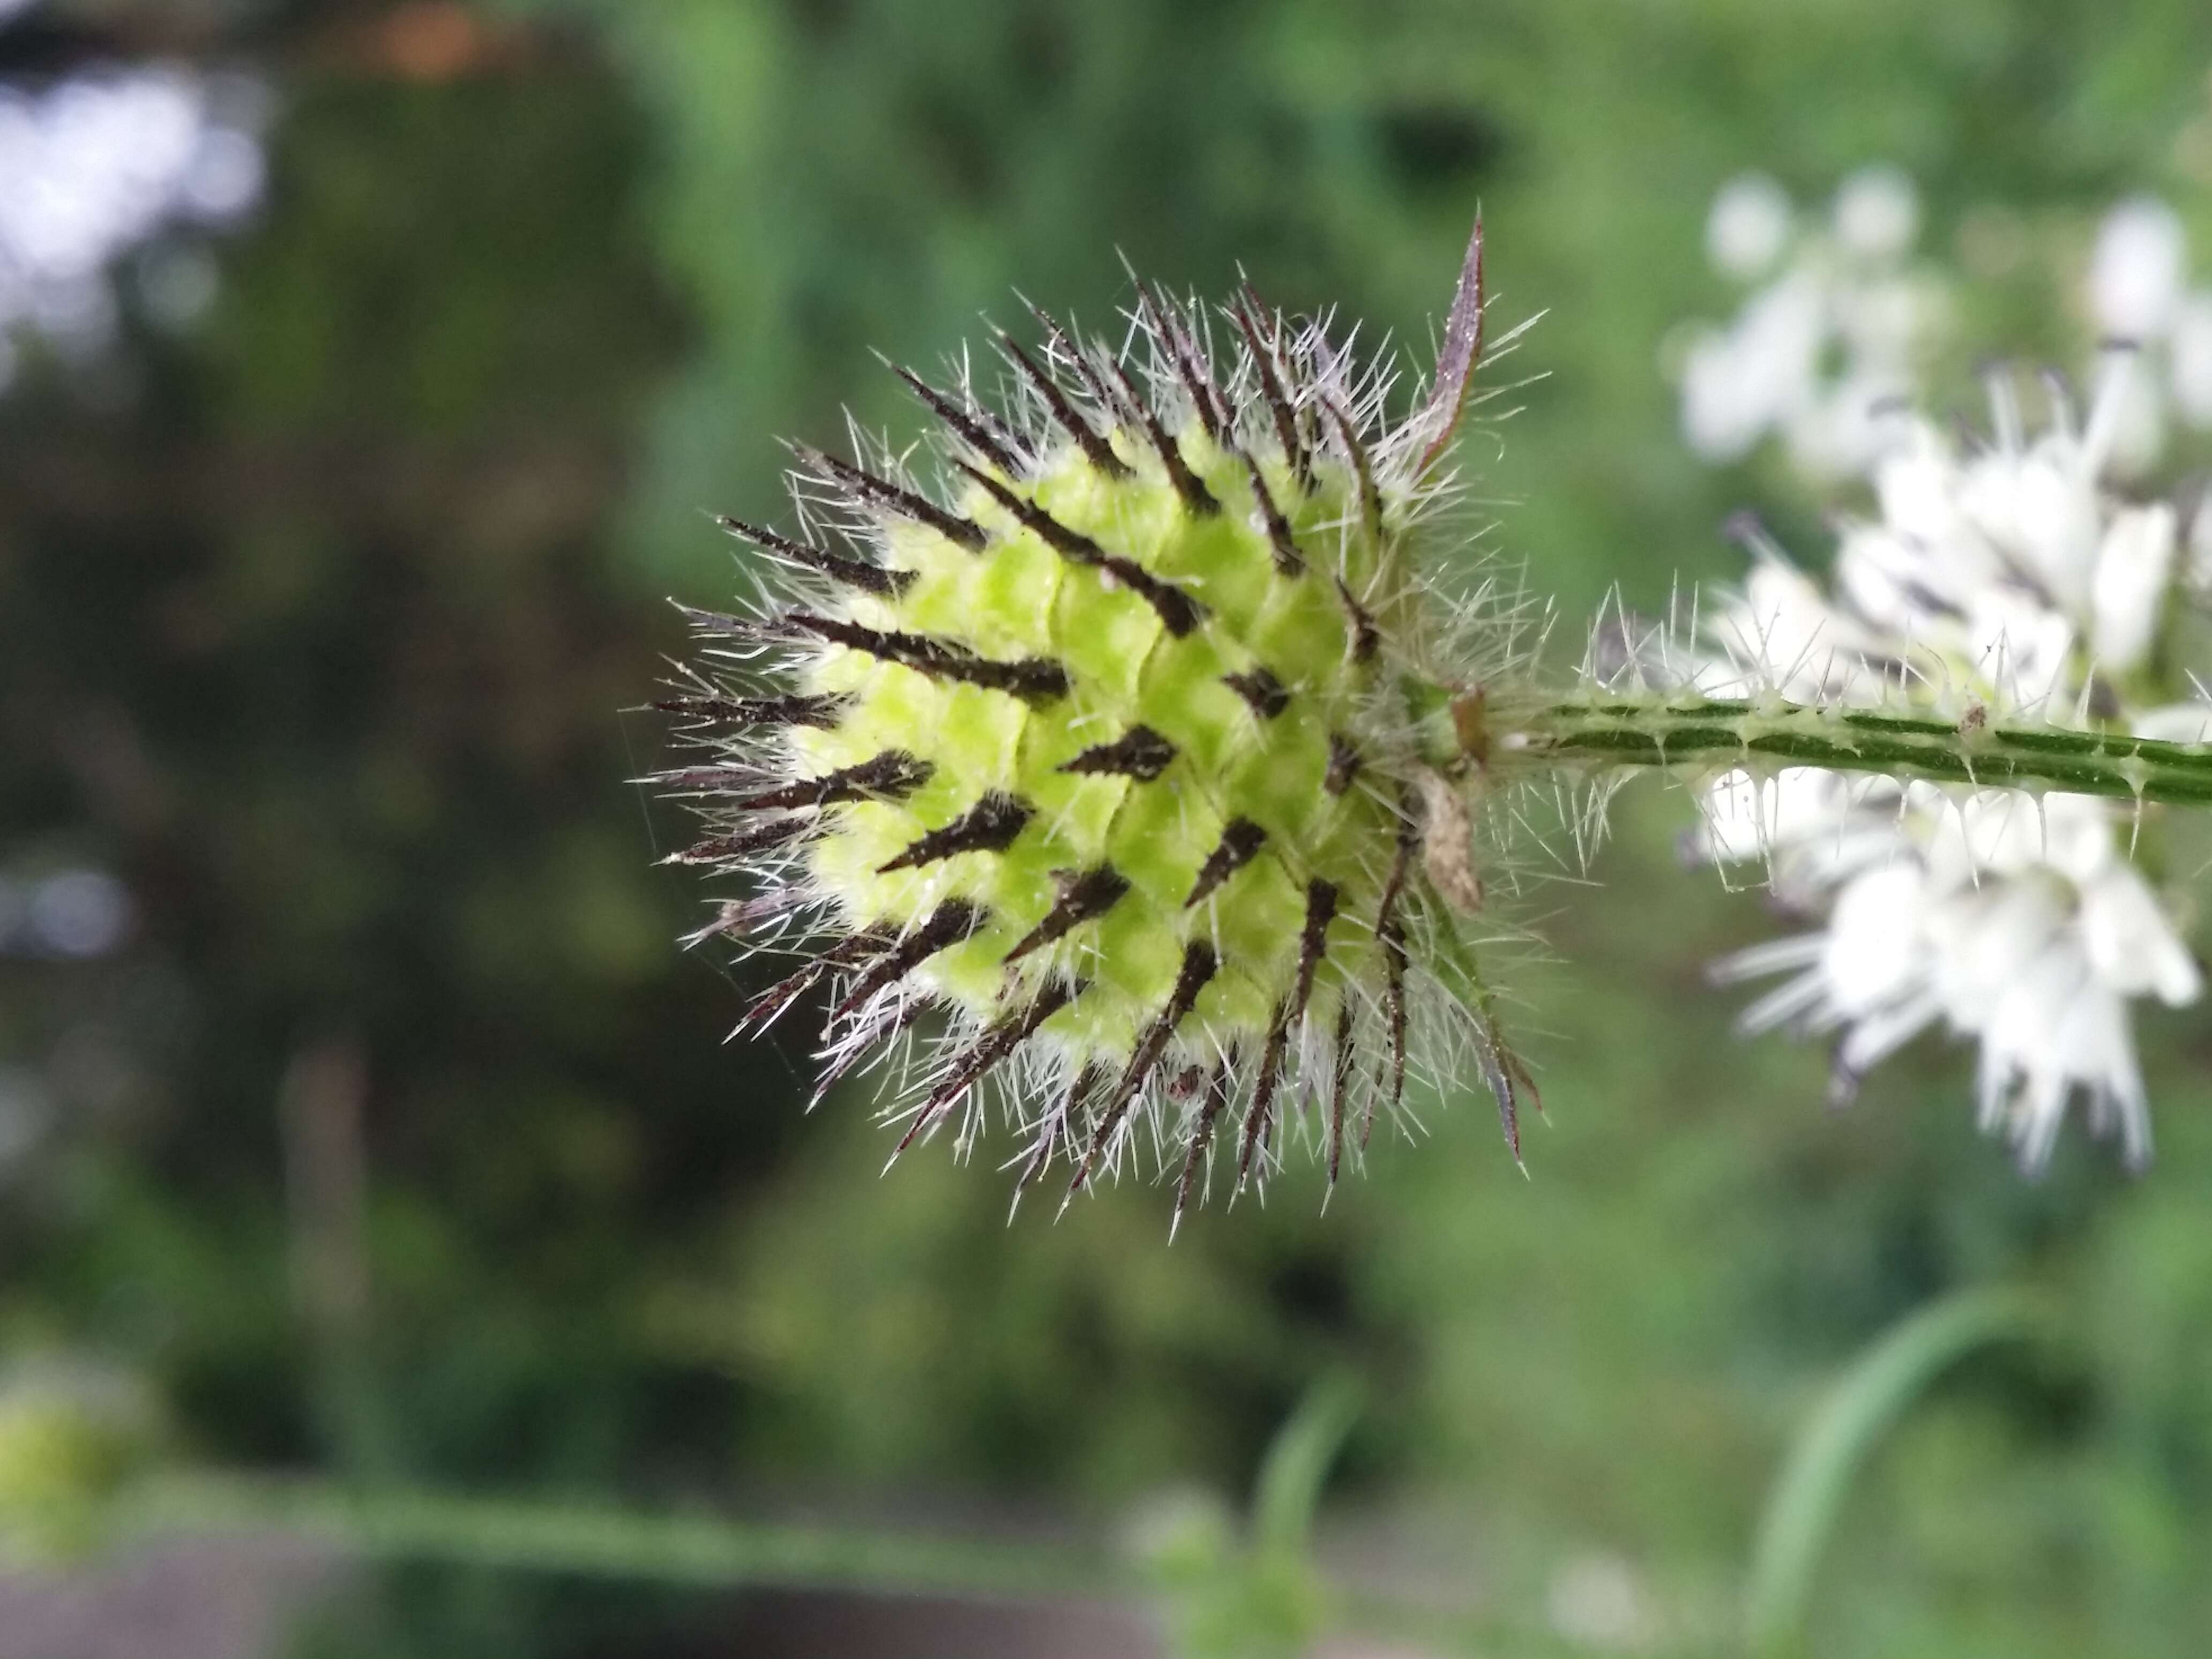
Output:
top-left (656, 224), bottom-right (1535, 1221)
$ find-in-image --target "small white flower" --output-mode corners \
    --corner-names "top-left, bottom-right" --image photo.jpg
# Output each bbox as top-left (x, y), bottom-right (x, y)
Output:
top-left (1707, 173), bottom-right (1793, 280)
top-left (1694, 368), bottom-right (2207, 1173)
top-left (1679, 276), bottom-right (1825, 462)
top-left (2090, 197), bottom-right (2187, 340)
top-left (1833, 166), bottom-right (1920, 261)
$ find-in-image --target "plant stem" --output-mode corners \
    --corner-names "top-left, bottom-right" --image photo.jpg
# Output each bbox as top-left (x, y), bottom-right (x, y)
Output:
top-left (1490, 694), bottom-right (2212, 804)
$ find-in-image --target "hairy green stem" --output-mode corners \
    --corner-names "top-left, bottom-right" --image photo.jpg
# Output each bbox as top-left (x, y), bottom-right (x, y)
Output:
top-left (1488, 693), bottom-right (2212, 805)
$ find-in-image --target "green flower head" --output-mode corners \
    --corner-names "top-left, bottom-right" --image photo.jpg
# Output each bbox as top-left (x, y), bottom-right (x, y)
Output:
top-left (657, 222), bottom-right (1537, 1222)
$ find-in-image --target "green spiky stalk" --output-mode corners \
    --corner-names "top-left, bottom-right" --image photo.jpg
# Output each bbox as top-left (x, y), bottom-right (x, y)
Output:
top-left (1427, 690), bottom-right (2212, 806)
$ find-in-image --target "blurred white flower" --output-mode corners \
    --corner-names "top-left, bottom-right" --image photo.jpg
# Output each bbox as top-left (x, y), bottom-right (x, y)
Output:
top-left (1691, 364), bottom-right (2207, 1172)
top-left (1707, 173), bottom-right (1792, 280)
top-left (1679, 273), bottom-right (1824, 461)
top-left (1834, 166), bottom-right (1919, 260)
top-left (1680, 175), bottom-right (2212, 477)
top-left (27, 869), bottom-right (131, 958)
top-left (1676, 168), bottom-right (1941, 478)
top-left (1546, 1551), bottom-right (1660, 1654)
top-left (0, 64), bottom-right (266, 371)
top-left (2090, 197), bottom-right (2187, 340)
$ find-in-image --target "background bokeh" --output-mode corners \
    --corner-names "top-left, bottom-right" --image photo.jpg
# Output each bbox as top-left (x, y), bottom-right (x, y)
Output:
top-left (6, 2), bottom-right (2212, 1655)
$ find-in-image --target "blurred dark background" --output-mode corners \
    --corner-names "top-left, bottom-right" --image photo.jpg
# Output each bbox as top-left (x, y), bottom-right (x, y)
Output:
top-left (5, 2), bottom-right (2212, 1655)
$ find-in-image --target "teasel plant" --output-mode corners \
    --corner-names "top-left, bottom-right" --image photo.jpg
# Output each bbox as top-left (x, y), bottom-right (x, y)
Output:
top-left (649, 217), bottom-right (2212, 1221)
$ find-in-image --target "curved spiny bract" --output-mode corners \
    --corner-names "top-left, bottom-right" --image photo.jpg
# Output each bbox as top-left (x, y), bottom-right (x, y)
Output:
top-left (658, 225), bottom-right (1533, 1215)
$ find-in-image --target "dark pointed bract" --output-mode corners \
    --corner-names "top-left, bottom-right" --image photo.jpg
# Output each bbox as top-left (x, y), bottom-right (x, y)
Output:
top-left (1070, 940), bottom-right (1220, 1193)
top-left (779, 611), bottom-right (1069, 701)
top-left (1172, 1064), bottom-right (1232, 1233)
top-left (1224, 665), bottom-right (1291, 720)
top-left (896, 977), bottom-right (1083, 1154)
top-left (1243, 461), bottom-right (1305, 577)
top-left (877, 791), bottom-right (1034, 872)
top-left (1231, 293), bottom-right (1314, 494)
top-left (742, 928), bottom-right (893, 1032)
top-left (827, 900), bottom-right (987, 1024)
top-left (1292, 878), bottom-right (1339, 1022)
top-left (1415, 214), bottom-right (1486, 477)
top-left (651, 692), bottom-right (845, 729)
top-left (1061, 724), bottom-right (1178, 783)
top-left (1368, 815), bottom-right (1418, 1150)
top-left (660, 816), bottom-right (818, 865)
top-left (716, 515), bottom-right (913, 598)
top-left (1143, 282), bottom-right (1230, 442)
top-left (722, 749), bottom-right (933, 813)
top-left (1003, 864), bottom-right (1130, 963)
top-left (1327, 1002), bottom-right (1356, 1186)
top-left (1320, 397), bottom-right (1384, 542)
top-left (997, 324), bottom-right (1133, 481)
top-left (1324, 734), bottom-right (1363, 796)
top-left (957, 464), bottom-right (1206, 637)
top-left (1236, 1003), bottom-right (1291, 1188)
top-left (795, 443), bottom-right (988, 551)
top-left (1097, 349), bottom-right (1220, 516)
top-left (1334, 576), bottom-right (1380, 663)
top-left (891, 364), bottom-right (1030, 477)
top-left (1185, 817), bottom-right (1268, 907)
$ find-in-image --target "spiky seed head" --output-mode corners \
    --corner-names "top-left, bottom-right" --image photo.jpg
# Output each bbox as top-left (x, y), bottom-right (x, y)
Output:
top-left (657, 221), bottom-right (1536, 1219)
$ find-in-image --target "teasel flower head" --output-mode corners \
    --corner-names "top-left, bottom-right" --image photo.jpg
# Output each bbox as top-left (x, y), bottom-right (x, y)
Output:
top-left (655, 222), bottom-right (1546, 1223)
top-left (1662, 352), bottom-right (2210, 1172)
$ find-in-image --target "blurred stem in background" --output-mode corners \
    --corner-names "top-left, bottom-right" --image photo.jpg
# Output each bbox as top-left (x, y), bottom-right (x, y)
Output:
top-left (278, 1033), bottom-right (393, 1481)
top-left (1744, 1287), bottom-right (2053, 1653)
top-left (115, 1375), bottom-right (1364, 1655)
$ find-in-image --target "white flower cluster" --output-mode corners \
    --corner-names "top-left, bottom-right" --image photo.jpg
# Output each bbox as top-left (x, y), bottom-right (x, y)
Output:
top-left (1677, 175), bottom-right (2212, 487)
top-left (1687, 363), bottom-right (2210, 1171)
top-left (1675, 168), bottom-right (1948, 480)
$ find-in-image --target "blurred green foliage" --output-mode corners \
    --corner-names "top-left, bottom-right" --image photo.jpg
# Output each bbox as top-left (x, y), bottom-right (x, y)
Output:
top-left (6, 0), bottom-right (2212, 1655)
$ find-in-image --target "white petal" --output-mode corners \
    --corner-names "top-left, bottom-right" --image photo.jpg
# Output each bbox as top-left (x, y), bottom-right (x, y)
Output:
top-left (2090, 197), bottom-right (2186, 339)
top-left (2081, 864), bottom-right (2202, 1006)
top-left (1710, 932), bottom-right (1828, 986)
top-left (1873, 423), bottom-right (1967, 542)
top-left (1735, 970), bottom-right (1830, 1036)
top-left (1926, 876), bottom-right (2071, 1031)
top-left (2090, 503), bottom-right (2177, 671)
top-left (1835, 988), bottom-right (1944, 1077)
top-left (2035, 793), bottom-right (2118, 886)
top-left (1821, 863), bottom-right (1925, 1015)
top-left (1680, 329), bottom-right (1770, 460)
top-left (2171, 290), bottom-right (2212, 427)
top-left (2133, 701), bottom-right (2212, 744)
top-left (1961, 590), bottom-right (2075, 712)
